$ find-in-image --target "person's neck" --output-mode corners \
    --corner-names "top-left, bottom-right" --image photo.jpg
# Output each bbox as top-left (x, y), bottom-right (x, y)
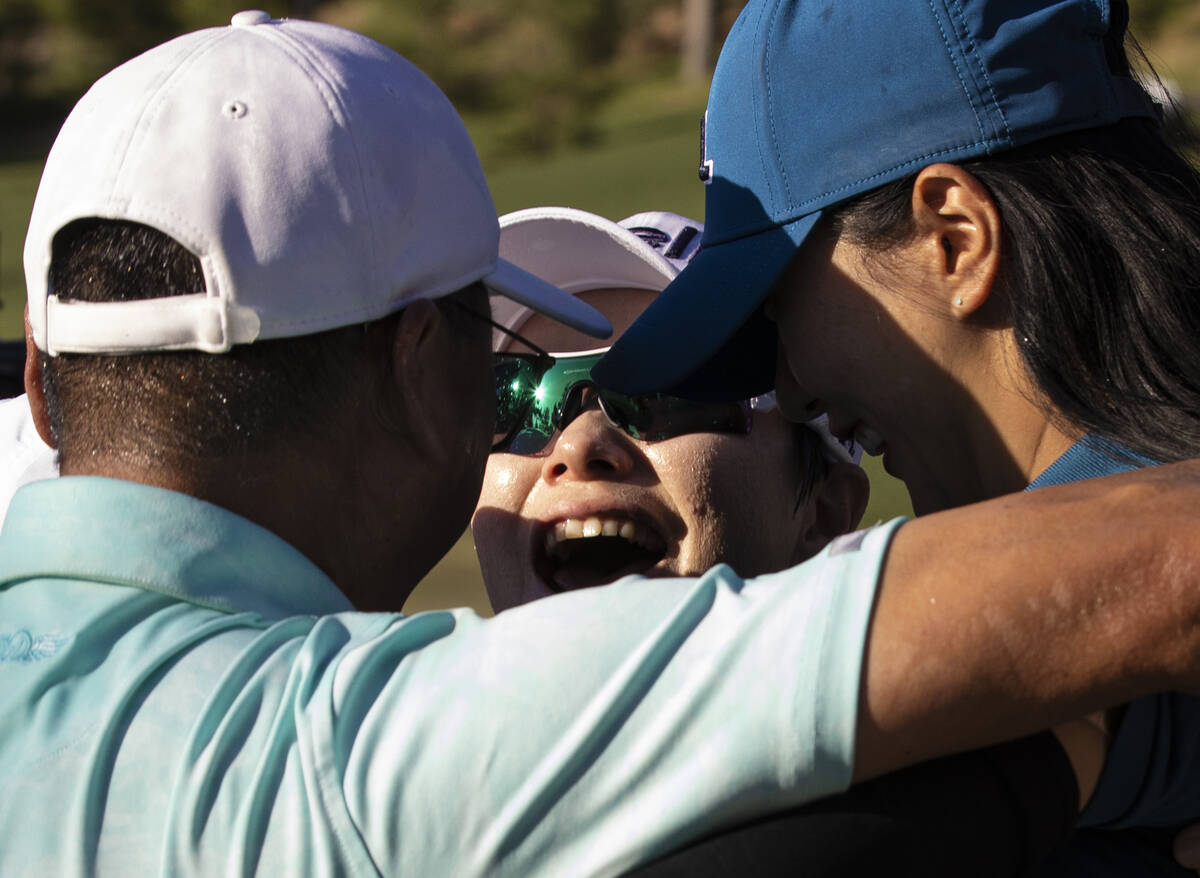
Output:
top-left (963, 341), bottom-right (1080, 497)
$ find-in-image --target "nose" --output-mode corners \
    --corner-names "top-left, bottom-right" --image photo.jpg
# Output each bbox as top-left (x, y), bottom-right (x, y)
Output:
top-left (541, 405), bottom-right (637, 485)
top-left (774, 347), bottom-right (824, 422)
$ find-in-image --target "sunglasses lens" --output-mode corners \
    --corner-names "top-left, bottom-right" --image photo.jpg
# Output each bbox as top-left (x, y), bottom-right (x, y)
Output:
top-left (493, 357), bottom-right (546, 451)
top-left (494, 353), bottom-right (585, 454)
top-left (492, 351), bottom-right (752, 454)
top-left (601, 392), bottom-right (752, 441)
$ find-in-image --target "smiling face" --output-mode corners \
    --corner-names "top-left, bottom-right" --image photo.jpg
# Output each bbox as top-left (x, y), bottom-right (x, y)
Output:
top-left (472, 287), bottom-right (851, 612)
top-left (765, 180), bottom-right (1079, 516)
top-left (767, 227), bottom-right (986, 515)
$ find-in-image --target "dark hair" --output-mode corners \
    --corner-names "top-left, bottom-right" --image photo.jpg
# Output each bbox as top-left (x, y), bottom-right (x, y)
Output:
top-left (826, 81), bottom-right (1200, 464)
top-left (41, 219), bottom-right (371, 471)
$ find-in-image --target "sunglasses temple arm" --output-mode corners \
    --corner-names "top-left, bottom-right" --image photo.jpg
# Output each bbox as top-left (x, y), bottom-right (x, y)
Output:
top-left (444, 297), bottom-right (553, 361)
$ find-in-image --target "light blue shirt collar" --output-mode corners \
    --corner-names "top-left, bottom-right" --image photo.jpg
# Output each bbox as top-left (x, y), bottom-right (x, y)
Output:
top-left (0, 476), bottom-right (353, 620)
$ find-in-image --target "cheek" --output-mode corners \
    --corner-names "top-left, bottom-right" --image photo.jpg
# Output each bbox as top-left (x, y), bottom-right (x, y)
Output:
top-left (773, 299), bottom-right (840, 397)
top-left (470, 361), bottom-right (494, 448)
top-left (649, 437), bottom-right (719, 511)
top-left (774, 348), bottom-right (812, 420)
top-left (446, 340), bottom-right (496, 489)
top-left (772, 248), bottom-right (890, 401)
top-left (472, 456), bottom-right (538, 565)
top-left (648, 436), bottom-right (752, 572)
top-left (482, 458), bottom-right (523, 499)
top-left (683, 424), bottom-right (807, 576)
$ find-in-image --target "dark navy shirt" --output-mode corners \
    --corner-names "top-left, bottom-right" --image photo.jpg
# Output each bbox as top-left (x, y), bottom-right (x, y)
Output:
top-left (1029, 436), bottom-right (1200, 877)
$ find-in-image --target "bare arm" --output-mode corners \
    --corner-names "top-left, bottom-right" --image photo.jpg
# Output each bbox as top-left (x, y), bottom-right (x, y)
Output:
top-left (855, 460), bottom-right (1200, 781)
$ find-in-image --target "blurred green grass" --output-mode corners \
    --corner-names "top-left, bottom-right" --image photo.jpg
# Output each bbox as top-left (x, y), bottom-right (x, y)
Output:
top-left (0, 78), bottom-right (912, 616)
top-left (0, 161), bottom-right (41, 340)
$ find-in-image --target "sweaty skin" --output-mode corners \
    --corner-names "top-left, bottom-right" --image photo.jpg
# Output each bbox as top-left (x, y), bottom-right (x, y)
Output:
top-left (856, 460), bottom-right (1200, 782)
top-left (765, 202), bottom-right (1076, 516)
top-left (474, 288), bottom-right (864, 612)
top-left (762, 172), bottom-right (1131, 808)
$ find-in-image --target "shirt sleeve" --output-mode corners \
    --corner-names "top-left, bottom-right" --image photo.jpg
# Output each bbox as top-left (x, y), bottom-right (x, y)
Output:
top-left (324, 520), bottom-right (903, 877)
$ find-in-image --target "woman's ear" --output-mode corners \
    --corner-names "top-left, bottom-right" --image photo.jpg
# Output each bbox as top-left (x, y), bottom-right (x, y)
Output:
top-left (910, 163), bottom-right (1002, 319)
top-left (24, 306), bottom-right (56, 449)
top-left (797, 461), bottom-right (871, 560)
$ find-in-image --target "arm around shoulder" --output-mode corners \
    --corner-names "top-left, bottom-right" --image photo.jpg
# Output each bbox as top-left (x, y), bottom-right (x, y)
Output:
top-left (854, 460), bottom-right (1200, 782)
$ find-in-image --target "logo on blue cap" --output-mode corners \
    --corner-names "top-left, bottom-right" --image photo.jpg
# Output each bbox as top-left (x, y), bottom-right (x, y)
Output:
top-left (698, 110), bottom-right (714, 185)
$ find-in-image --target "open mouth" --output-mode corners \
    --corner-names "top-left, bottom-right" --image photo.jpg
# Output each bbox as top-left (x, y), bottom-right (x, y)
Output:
top-left (540, 516), bottom-right (668, 591)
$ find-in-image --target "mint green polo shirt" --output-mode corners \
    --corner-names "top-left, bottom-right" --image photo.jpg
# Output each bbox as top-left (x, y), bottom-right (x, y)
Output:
top-left (0, 477), bottom-right (899, 876)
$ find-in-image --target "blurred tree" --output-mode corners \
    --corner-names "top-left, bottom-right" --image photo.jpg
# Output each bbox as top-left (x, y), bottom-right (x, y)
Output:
top-left (340, 0), bottom-right (626, 156)
top-left (3, 0), bottom-right (339, 106)
top-left (3, 0), bottom-right (746, 157)
top-left (681, 0), bottom-right (715, 81)
top-left (1129, 0), bottom-right (1193, 37)
top-left (56, 0), bottom-right (182, 69)
top-left (7, 0), bottom-right (1184, 166)
top-left (0, 0), bottom-right (45, 102)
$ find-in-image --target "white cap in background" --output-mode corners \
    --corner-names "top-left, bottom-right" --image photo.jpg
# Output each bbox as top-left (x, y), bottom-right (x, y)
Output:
top-left (493, 206), bottom-right (701, 336)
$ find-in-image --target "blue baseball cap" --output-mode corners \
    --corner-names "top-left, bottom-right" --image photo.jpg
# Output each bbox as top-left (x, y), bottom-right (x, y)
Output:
top-left (593, 0), bottom-right (1160, 399)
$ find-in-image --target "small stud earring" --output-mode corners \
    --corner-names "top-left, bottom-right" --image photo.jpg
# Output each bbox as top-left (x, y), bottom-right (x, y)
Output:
top-left (954, 296), bottom-right (964, 307)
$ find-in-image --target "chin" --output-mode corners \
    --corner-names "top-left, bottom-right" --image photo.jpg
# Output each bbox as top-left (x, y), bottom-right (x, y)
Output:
top-left (908, 489), bottom-right (953, 516)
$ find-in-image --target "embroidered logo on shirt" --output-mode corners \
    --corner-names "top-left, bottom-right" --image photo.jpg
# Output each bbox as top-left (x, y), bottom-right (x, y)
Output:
top-left (0, 629), bottom-right (66, 663)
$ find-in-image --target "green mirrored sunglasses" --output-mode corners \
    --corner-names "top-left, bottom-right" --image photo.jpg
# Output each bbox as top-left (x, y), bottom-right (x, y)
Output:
top-left (492, 349), bottom-right (754, 455)
top-left (441, 299), bottom-right (758, 456)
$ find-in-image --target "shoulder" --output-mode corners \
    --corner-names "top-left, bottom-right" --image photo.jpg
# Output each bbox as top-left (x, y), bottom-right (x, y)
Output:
top-left (0, 395), bottom-right (58, 530)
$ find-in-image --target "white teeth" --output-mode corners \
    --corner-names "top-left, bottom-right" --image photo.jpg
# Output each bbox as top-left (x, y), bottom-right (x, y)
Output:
top-left (854, 425), bottom-right (885, 456)
top-left (544, 516), bottom-right (664, 558)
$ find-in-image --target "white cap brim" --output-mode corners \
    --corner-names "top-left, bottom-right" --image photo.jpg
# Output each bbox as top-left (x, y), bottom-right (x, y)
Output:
top-left (484, 258), bottom-right (612, 340)
top-left (494, 206), bottom-right (688, 336)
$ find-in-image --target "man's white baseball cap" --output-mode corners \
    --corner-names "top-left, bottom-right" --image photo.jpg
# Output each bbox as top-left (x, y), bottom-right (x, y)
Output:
top-left (24, 11), bottom-right (611, 356)
top-left (496, 206), bottom-right (860, 464)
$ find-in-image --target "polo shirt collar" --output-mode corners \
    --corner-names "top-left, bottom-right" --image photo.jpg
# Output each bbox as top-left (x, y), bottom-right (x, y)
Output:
top-left (0, 476), bottom-right (353, 620)
top-left (1026, 434), bottom-right (1159, 491)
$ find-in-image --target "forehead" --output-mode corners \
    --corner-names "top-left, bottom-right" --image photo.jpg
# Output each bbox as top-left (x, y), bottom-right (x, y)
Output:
top-left (508, 287), bottom-right (658, 353)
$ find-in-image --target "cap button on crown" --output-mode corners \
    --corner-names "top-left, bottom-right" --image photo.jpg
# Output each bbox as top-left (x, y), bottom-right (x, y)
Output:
top-left (231, 10), bottom-right (273, 27)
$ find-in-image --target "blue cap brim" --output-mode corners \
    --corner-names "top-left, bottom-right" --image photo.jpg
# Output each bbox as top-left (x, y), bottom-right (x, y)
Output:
top-left (593, 211), bottom-right (822, 401)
